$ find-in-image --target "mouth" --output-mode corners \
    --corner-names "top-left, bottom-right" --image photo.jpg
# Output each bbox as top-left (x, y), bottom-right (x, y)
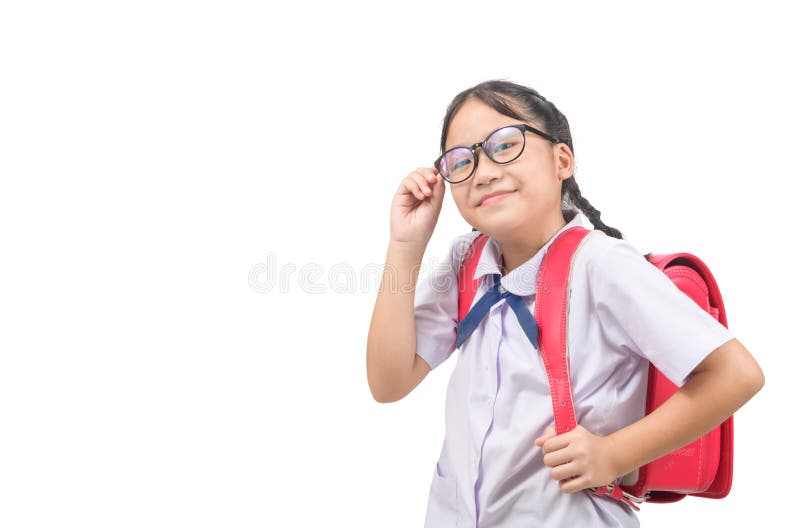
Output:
top-left (478, 190), bottom-right (516, 207)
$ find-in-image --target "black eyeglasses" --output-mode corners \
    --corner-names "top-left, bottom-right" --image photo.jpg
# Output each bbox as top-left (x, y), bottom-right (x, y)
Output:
top-left (434, 124), bottom-right (560, 184)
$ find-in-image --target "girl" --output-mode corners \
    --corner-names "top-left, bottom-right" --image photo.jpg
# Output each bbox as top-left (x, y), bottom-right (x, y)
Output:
top-left (366, 80), bottom-right (764, 527)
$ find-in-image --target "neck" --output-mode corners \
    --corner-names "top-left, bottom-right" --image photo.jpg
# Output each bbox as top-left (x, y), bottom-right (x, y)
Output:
top-left (495, 213), bottom-right (568, 275)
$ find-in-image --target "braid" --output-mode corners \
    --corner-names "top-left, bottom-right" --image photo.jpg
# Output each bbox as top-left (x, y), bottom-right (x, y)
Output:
top-left (562, 174), bottom-right (652, 260)
top-left (544, 102), bottom-right (625, 241)
top-left (562, 177), bottom-right (623, 240)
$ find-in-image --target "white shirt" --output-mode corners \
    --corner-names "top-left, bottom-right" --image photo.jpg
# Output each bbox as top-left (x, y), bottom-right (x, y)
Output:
top-left (414, 212), bottom-right (735, 527)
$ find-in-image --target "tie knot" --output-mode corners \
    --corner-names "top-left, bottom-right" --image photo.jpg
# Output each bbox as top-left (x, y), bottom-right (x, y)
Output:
top-left (456, 274), bottom-right (536, 350)
top-left (493, 275), bottom-right (513, 298)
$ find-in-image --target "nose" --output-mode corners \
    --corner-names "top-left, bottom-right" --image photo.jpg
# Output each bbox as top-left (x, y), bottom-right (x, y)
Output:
top-left (472, 147), bottom-right (502, 187)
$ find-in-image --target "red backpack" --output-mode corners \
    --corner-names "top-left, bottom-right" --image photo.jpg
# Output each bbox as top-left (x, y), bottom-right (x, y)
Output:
top-left (456, 226), bottom-right (734, 511)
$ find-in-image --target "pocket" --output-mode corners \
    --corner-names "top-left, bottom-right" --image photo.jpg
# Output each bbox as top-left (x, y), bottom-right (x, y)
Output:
top-left (424, 465), bottom-right (459, 526)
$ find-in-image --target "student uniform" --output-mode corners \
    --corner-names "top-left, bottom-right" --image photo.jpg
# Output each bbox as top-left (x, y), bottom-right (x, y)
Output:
top-left (414, 212), bottom-right (735, 528)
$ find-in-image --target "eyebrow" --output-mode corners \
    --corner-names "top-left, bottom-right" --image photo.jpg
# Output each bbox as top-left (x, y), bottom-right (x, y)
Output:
top-left (446, 123), bottom-right (522, 151)
top-left (445, 129), bottom-right (492, 151)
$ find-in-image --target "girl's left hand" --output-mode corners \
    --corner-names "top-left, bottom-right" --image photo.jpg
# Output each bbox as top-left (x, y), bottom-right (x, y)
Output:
top-left (534, 424), bottom-right (622, 494)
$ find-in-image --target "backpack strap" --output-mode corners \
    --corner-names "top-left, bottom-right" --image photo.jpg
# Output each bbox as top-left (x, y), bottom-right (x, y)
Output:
top-left (457, 233), bottom-right (491, 322)
top-left (534, 226), bottom-right (596, 435)
top-left (537, 227), bottom-right (643, 510)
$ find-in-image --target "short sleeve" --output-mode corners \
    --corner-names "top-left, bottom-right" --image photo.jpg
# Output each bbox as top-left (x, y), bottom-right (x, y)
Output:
top-left (587, 237), bottom-right (735, 387)
top-left (413, 232), bottom-right (478, 370)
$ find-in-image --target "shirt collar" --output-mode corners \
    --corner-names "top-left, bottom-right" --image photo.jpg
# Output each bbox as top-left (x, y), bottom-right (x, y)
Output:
top-left (473, 213), bottom-right (586, 296)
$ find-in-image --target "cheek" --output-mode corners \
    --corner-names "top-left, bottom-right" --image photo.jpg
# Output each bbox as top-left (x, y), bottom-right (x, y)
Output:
top-left (451, 188), bottom-right (470, 209)
top-left (451, 188), bottom-right (479, 222)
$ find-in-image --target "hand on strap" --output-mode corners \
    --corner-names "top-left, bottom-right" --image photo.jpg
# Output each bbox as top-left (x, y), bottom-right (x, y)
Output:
top-left (534, 423), bottom-right (641, 510)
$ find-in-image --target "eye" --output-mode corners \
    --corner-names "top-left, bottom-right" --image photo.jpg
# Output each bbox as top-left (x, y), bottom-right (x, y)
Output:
top-left (492, 142), bottom-right (514, 153)
top-left (453, 158), bottom-right (472, 170)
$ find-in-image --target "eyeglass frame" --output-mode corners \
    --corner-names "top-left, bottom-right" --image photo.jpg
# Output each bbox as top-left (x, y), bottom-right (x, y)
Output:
top-left (434, 124), bottom-right (561, 184)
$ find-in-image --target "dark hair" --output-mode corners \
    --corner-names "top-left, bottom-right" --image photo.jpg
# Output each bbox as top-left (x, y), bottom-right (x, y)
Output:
top-left (440, 79), bottom-right (627, 242)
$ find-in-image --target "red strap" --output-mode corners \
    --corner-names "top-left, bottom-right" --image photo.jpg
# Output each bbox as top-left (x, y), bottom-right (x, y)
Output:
top-left (457, 234), bottom-right (490, 322)
top-left (534, 226), bottom-right (593, 435)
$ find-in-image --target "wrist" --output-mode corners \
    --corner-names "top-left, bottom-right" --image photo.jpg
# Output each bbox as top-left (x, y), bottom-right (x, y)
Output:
top-left (605, 433), bottom-right (632, 480)
top-left (388, 239), bottom-right (427, 258)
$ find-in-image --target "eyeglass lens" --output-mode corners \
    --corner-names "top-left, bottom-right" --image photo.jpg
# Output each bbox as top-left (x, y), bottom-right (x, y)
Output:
top-left (439, 126), bottom-right (525, 182)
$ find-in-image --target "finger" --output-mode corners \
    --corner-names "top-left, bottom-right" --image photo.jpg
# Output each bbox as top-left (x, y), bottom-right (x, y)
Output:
top-left (409, 172), bottom-right (433, 197)
top-left (416, 168), bottom-right (443, 191)
top-left (403, 176), bottom-right (426, 201)
top-left (417, 167), bottom-right (438, 183)
top-left (430, 166), bottom-right (445, 185)
top-left (429, 172), bottom-right (444, 194)
top-left (534, 425), bottom-right (557, 447)
top-left (550, 460), bottom-right (580, 481)
top-left (559, 475), bottom-right (588, 494)
top-left (414, 169), bottom-right (437, 191)
top-left (542, 448), bottom-right (573, 469)
top-left (545, 434), bottom-right (572, 452)
top-left (535, 424), bottom-right (556, 439)
top-left (401, 178), bottom-right (423, 201)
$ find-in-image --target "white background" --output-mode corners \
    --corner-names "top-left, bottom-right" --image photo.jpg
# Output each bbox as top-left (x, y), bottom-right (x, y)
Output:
top-left (1, 1), bottom-right (796, 526)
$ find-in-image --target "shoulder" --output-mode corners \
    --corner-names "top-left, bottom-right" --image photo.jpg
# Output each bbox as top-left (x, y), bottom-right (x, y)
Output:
top-left (417, 230), bottom-right (482, 290)
top-left (578, 230), bottom-right (649, 276)
top-left (580, 229), bottom-right (643, 256)
top-left (446, 230), bottom-right (484, 269)
top-left (570, 230), bottom-right (665, 301)
top-left (579, 232), bottom-right (688, 310)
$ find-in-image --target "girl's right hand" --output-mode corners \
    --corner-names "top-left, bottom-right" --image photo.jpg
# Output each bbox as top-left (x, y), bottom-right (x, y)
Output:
top-left (390, 166), bottom-right (446, 250)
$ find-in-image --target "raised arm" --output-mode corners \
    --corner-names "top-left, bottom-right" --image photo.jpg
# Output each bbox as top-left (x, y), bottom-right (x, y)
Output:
top-left (367, 242), bottom-right (431, 403)
top-left (367, 166), bottom-right (445, 403)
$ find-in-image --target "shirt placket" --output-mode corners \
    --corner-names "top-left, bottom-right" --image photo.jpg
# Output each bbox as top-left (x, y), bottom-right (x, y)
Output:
top-left (471, 283), bottom-right (506, 525)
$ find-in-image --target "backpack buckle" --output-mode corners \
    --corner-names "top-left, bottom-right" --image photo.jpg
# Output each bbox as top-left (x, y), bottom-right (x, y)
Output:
top-left (590, 484), bottom-right (645, 511)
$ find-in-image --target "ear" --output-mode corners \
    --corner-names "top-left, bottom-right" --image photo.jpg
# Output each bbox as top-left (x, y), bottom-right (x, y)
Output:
top-left (554, 143), bottom-right (574, 181)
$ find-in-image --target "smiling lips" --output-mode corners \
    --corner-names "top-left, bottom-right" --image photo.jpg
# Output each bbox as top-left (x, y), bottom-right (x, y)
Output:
top-left (479, 190), bottom-right (515, 207)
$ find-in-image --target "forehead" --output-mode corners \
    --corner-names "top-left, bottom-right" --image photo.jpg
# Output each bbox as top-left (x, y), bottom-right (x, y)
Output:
top-left (445, 98), bottom-right (527, 150)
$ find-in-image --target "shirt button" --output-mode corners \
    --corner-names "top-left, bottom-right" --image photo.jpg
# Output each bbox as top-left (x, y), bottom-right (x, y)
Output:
top-left (486, 398), bottom-right (492, 407)
top-left (498, 284), bottom-right (506, 293)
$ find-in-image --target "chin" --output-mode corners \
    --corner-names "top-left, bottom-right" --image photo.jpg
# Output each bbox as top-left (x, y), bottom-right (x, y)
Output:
top-left (471, 212), bottom-right (526, 237)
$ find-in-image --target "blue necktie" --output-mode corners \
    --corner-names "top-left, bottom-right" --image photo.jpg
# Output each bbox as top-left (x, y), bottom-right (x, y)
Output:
top-left (455, 274), bottom-right (540, 351)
